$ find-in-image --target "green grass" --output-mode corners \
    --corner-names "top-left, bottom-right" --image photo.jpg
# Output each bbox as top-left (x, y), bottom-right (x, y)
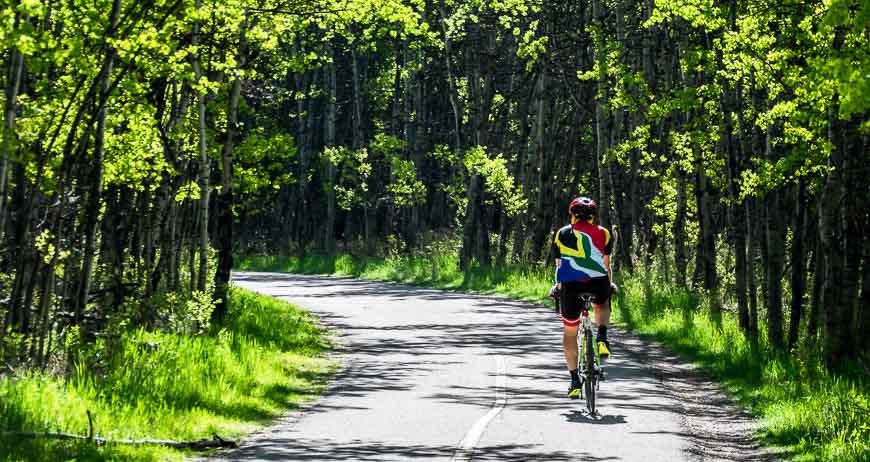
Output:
top-left (237, 252), bottom-right (870, 461)
top-left (0, 287), bottom-right (332, 462)
top-left (616, 275), bottom-right (870, 461)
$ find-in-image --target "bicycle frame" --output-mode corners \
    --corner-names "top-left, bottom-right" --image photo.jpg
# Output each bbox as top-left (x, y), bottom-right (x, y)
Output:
top-left (577, 295), bottom-right (599, 415)
top-left (553, 291), bottom-right (602, 415)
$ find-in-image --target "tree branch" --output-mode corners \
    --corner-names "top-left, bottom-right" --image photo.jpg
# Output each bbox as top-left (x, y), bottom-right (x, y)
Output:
top-left (3, 431), bottom-right (238, 450)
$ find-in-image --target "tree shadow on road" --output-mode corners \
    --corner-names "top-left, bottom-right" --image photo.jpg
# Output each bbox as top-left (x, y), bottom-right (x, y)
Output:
top-left (228, 273), bottom-right (771, 462)
top-left (213, 437), bottom-right (622, 461)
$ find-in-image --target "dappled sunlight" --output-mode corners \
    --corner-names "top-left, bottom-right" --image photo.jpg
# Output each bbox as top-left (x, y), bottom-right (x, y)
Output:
top-left (0, 289), bottom-right (333, 461)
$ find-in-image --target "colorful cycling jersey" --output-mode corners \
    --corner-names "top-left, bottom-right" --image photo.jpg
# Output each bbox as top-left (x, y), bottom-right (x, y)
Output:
top-left (551, 221), bottom-right (613, 283)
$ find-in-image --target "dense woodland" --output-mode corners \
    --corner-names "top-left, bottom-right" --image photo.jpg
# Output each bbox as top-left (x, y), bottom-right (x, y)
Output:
top-left (0, 0), bottom-right (868, 375)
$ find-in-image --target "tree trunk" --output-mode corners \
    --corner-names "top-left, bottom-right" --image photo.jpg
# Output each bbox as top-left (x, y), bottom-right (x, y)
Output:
top-left (351, 49), bottom-right (365, 150)
top-left (860, 215), bottom-right (870, 354)
top-left (460, 174), bottom-right (481, 270)
top-left (438, 5), bottom-right (462, 152)
top-left (75, 0), bottom-right (121, 324)
top-left (859, 132), bottom-right (870, 355)
top-left (6, 161), bottom-right (35, 333)
top-left (746, 199), bottom-right (759, 339)
top-left (763, 126), bottom-right (785, 351)
top-left (807, 233), bottom-right (823, 348)
top-left (212, 13), bottom-right (248, 323)
top-left (839, 115), bottom-right (863, 361)
top-left (527, 69), bottom-right (549, 264)
top-left (673, 166), bottom-right (688, 286)
top-left (593, 0), bottom-right (610, 229)
top-left (694, 154), bottom-right (717, 291)
top-left (0, 14), bottom-right (24, 241)
top-left (192, 0), bottom-right (210, 292)
top-left (726, 83), bottom-right (749, 332)
top-left (787, 181), bottom-right (807, 351)
top-left (821, 94), bottom-right (845, 367)
top-left (323, 42), bottom-right (337, 255)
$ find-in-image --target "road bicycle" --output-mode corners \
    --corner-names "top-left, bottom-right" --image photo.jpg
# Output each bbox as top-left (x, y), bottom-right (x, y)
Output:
top-left (554, 292), bottom-right (604, 416)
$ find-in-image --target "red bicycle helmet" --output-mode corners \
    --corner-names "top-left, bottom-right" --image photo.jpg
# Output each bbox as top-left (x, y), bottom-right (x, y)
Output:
top-left (568, 196), bottom-right (597, 219)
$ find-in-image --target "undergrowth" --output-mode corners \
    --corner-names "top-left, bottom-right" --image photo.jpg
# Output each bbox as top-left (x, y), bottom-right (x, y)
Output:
top-left (237, 252), bottom-right (870, 461)
top-left (0, 287), bottom-right (332, 462)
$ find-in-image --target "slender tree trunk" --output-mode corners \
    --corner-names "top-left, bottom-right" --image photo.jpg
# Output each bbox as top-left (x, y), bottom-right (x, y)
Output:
top-left (726, 84), bottom-right (749, 332)
top-left (787, 181), bottom-right (808, 351)
top-left (746, 199), bottom-right (759, 339)
top-left (192, 0), bottom-right (210, 292)
top-left (323, 42), bottom-right (337, 255)
top-left (0, 15), bottom-right (24, 241)
top-left (807, 233), bottom-right (824, 348)
top-left (6, 160), bottom-right (36, 333)
top-left (527, 69), bottom-right (549, 264)
top-left (351, 49), bottom-right (365, 150)
top-left (212, 13), bottom-right (248, 323)
top-left (674, 166), bottom-right (688, 286)
top-left (36, 269), bottom-right (55, 368)
top-left (75, 0), bottom-right (121, 324)
top-left (460, 174), bottom-right (480, 270)
top-left (439, 5), bottom-right (462, 152)
top-left (764, 125), bottom-right (785, 351)
top-left (821, 92), bottom-right (845, 367)
top-left (593, 0), bottom-right (610, 229)
top-left (860, 215), bottom-right (870, 354)
top-left (859, 132), bottom-right (870, 355)
top-left (694, 154), bottom-right (717, 291)
top-left (839, 115), bottom-right (863, 361)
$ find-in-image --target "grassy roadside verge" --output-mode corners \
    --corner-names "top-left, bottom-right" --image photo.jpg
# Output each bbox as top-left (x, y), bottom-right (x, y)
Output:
top-left (237, 253), bottom-right (870, 461)
top-left (0, 287), bottom-right (333, 462)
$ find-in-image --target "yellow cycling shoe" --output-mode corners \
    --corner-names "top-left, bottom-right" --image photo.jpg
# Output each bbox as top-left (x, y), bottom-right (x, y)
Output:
top-left (568, 378), bottom-right (582, 399)
top-left (598, 341), bottom-right (611, 360)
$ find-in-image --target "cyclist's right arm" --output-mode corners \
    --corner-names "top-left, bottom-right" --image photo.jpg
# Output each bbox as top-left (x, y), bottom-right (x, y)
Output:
top-left (551, 230), bottom-right (562, 289)
top-left (554, 260), bottom-right (562, 290)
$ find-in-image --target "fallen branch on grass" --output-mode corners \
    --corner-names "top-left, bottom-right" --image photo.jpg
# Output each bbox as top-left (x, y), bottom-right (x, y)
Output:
top-left (3, 431), bottom-right (238, 449)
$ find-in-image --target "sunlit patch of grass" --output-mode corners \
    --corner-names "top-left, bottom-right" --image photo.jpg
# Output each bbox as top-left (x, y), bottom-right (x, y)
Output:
top-left (0, 288), bottom-right (333, 462)
top-left (615, 273), bottom-right (870, 461)
top-left (237, 252), bottom-right (870, 461)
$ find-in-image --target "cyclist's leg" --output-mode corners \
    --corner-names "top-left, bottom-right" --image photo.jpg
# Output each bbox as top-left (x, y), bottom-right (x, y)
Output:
top-left (563, 323), bottom-right (582, 398)
top-left (592, 302), bottom-right (611, 329)
top-left (563, 323), bottom-right (579, 370)
top-left (593, 301), bottom-right (612, 359)
top-left (590, 277), bottom-right (613, 358)
top-left (560, 283), bottom-right (583, 398)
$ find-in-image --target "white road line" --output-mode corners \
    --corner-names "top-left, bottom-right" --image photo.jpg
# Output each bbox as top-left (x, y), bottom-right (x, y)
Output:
top-left (451, 357), bottom-right (507, 462)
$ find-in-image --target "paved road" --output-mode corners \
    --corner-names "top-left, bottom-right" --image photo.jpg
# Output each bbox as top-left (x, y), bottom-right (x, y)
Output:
top-left (215, 272), bottom-right (769, 461)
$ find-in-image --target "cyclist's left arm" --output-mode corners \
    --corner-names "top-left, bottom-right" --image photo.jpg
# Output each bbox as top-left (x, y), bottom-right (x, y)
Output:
top-left (603, 227), bottom-right (615, 283)
top-left (551, 230), bottom-right (562, 289)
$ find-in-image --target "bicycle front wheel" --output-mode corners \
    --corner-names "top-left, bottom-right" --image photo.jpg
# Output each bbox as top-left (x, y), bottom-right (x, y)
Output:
top-left (584, 331), bottom-right (596, 415)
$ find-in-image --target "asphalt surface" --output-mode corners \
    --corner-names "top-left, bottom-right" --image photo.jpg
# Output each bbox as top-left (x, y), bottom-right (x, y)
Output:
top-left (213, 272), bottom-right (769, 462)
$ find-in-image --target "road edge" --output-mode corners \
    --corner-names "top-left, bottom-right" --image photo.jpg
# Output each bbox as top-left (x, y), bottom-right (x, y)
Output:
top-left (204, 272), bottom-right (777, 461)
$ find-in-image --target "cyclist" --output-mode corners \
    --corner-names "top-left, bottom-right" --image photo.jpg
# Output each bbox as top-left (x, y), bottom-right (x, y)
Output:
top-left (549, 196), bottom-right (616, 399)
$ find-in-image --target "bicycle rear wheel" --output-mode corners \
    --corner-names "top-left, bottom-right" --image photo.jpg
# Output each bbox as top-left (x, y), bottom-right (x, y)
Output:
top-left (584, 330), bottom-right (596, 415)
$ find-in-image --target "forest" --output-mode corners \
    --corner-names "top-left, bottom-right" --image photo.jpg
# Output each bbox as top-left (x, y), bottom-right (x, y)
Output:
top-left (0, 0), bottom-right (868, 458)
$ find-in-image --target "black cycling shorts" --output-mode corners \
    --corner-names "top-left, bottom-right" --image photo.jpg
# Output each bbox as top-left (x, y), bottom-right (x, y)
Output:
top-left (559, 277), bottom-right (611, 326)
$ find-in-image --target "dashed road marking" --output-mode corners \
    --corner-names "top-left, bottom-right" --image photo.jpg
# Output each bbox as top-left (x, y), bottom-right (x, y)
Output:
top-left (451, 357), bottom-right (507, 462)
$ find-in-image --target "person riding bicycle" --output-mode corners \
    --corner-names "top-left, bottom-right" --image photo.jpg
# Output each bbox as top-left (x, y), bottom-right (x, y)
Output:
top-left (549, 196), bottom-right (617, 399)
